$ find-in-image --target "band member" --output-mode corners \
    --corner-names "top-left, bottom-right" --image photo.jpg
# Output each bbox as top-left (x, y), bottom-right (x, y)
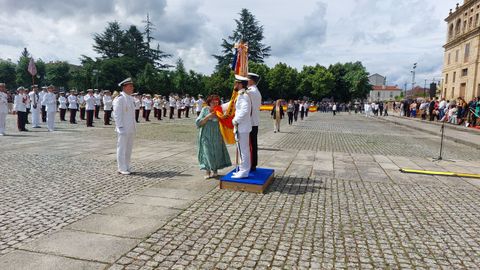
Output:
top-left (14, 87), bottom-right (28, 131)
top-left (162, 96), bottom-right (167, 118)
top-left (176, 96), bottom-right (182, 119)
top-left (78, 91), bottom-right (86, 120)
top-left (39, 86), bottom-right (47, 122)
top-left (195, 94), bottom-right (204, 116)
top-left (29, 85), bottom-right (41, 128)
top-left (68, 90), bottom-right (78, 124)
top-left (184, 94), bottom-right (191, 118)
top-left (58, 92), bottom-right (67, 121)
top-left (103, 90), bottom-right (113, 125)
top-left (94, 89), bottom-right (102, 119)
top-left (157, 95), bottom-right (164, 120)
top-left (84, 89), bottom-right (95, 127)
top-left (143, 94), bottom-right (152, 121)
top-left (169, 94), bottom-right (175, 119)
top-left (113, 78), bottom-right (136, 175)
top-left (0, 83), bottom-right (8, 135)
top-left (232, 75), bottom-right (252, 179)
top-left (133, 93), bottom-right (141, 123)
top-left (43, 85), bottom-right (57, 132)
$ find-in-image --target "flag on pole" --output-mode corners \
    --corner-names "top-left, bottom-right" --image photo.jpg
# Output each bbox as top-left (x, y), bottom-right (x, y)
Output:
top-left (215, 41), bottom-right (249, 145)
top-left (28, 58), bottom-right (37, 76)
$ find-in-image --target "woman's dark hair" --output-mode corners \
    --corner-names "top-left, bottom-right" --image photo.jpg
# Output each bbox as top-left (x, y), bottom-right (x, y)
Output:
top-left (206, 94), bottom-right (220, 106)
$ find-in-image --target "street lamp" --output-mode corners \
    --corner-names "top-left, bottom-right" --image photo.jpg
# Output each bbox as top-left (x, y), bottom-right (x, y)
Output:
top-left (411, 63), bottom-right (417, 98)
top-left (92, 69), bottom-right (99, 89)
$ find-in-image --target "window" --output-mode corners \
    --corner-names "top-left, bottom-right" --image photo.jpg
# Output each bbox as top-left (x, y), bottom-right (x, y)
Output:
top-left (465, 43), bottom-right (470, 62)
top-left (446, 73), bottom-right (449, 84)
top-left (453, 71), bottom-right (456, 83)
top-left (469, 17), bottom-right (473, 28)
top-left (463, 20), bottom-right (467, 32)
top-left (455, 19), bottom-right (461, 35)
top-left (452, 87), bottom-right (455, 97)
top-left (462, 68), bottom-right (468, 76)
top-left (455, 50), bottom-right (459, 62)
top-left (476, 14), bottom-right (479, 26)
top-left (448, 53), bottom-right (451, 64)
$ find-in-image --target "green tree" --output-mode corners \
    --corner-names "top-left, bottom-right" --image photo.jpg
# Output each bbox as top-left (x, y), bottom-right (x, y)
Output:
top-left (137, 63), bottom-right (158, 93)
top-left (343, 61), bottom-right (371, 99)
top-left (98, 57), bottom-right (133, 90)
top-left (173, 58), bottom-right (187, 94)
top-left (267, 63), bottom-right (298, 100)
top-left (204, 65), bottom-right (234, 98)
top-left (213, 9), bottom-right (271, 69)
top-left (248, 62), bottom-right (270, 98)
top-left (298, 65), bottom-right (335, 100)
top-left (93, 21), bottom-right (125, 59)
top-left (45, 61), bottom-right (71, 88)
top-left (328, 63), bottom-right (349, 102)
top-left (0, 59), bottom-right (16, 86)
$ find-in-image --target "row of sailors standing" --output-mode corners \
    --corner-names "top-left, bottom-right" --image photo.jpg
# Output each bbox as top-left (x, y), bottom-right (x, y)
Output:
top-left (1, 83), bottom-right (207, 135)
top-left (133, 93), bottom-right (205, 122)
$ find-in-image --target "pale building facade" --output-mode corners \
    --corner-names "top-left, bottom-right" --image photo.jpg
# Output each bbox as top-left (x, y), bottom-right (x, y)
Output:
top-left (368, 73), bottom-right (386, 86)
top-left (442, 0), bottom-right (480, 100)
top-left (368, 86), bottom-right (402, 102)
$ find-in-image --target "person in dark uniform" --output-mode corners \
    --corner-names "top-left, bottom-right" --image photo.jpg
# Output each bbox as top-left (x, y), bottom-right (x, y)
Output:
top-left (293, 100), bottom-right (300, 122)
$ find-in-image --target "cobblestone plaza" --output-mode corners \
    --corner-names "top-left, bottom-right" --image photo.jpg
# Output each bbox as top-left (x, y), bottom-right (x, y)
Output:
top-left (0, 112), bottom-right (480, 269)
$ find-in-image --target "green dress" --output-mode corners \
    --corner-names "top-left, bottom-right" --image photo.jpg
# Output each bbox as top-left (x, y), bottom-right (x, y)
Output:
top-left (196, 107), bottom-right (232, 171)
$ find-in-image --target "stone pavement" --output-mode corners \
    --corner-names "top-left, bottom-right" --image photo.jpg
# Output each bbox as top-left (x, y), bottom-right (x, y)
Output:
top-left (0, 112), bottom-right (480, 269)
top-left (379, 114), bottom-right (480, 150)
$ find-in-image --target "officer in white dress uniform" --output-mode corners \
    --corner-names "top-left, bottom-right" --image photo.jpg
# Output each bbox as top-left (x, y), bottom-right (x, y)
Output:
top-left (42, 85), bottom-right (57, 132)
top-left (14, 87), bottom-right (28, 131)
top-left (247, 73), bottom-right (262, 171)
top-left (195, 94), bottom-right (204, 116)
top-left (103, 90), bottom-right (113, 125)
top-left (39, 87), bottom-right (47, 122)
top-left (113, 78), bottom-right (136, 175)
top-left (68, 90), bottom-right (78, 124)
top-left (0, 83), bottom-right (8, 135)
top-left (232, 75), bottom-right (252, 179)
top-left (84, 89), bottom-right (96, 127)
top-left (58, 92), bottom-right (67, 121)
top-left (29, 85), bottom-right (41, 128)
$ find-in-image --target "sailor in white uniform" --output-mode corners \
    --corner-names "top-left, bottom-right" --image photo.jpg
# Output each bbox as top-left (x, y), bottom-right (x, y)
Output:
top-left (0, 83), bottom-right (8, 135)
top-left (113, 78), bottom-right (136, 175)
top-left (42, 85), bottom-right (57, 132)
top-left (28, 85), bottom-right (41, 128)
top-left (232, 75), bottom-right (252, 179)
top-left (247, 73), bottom-right (262, 171)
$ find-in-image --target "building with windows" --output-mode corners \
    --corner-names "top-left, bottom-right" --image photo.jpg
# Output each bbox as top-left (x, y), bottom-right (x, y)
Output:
top-left (442, 0), bottom-right (480, 100)
top-left (368, 73), bottom-right (386, 86)
top-left (368, 85), bottom-right (402, 102)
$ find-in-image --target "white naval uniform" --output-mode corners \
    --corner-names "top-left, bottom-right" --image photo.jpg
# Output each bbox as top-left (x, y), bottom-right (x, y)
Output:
top-left (113, 92), bottom-right (136, 173)
top-left (247, 85), bottom-right (262, 127)
top-left (42, 92), bottom-right (56, 131)
top-left (68, 95), bottom-right (78, 110)
top-left (0, 92), bottom-right (8, 135)
top-left (58, 96), bottom-right (67, 109)
top-left (232, 89), bottom-right (252, 178)
top-left (195, 98), bottom-right (204, 112)
top-left (29, 91), bottom-right (41, 127)
top-left (103, 95), bottom-right (113, 111)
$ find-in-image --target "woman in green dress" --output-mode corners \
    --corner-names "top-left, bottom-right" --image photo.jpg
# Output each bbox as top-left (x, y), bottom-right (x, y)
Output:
top-left (196, 95), bottom-right (232, 179)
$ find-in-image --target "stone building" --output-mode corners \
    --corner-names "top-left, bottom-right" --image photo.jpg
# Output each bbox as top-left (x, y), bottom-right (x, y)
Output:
top-left (368, 73), bottom-right (386, 86)
top-left (368, 85), bottom-right (402, 102)
top-left (442, 0), bottom-right (480, 100)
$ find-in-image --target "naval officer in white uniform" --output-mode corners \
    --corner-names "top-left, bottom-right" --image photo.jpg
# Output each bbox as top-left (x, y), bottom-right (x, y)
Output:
top-left (247, 73), bottom-right (262, 171)
top-left (43, 85), bottom-right (57, 132)
top-left (113, 78), bottom-right (136, 175)
top-left (232, 75), bottom-right (252, 179)
top-left (0, 83), bottom-right (8, 135)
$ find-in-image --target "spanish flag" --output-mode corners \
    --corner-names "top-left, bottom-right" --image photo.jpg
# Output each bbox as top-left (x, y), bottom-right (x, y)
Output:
top-left (217, 41), bottom-right (248, 145)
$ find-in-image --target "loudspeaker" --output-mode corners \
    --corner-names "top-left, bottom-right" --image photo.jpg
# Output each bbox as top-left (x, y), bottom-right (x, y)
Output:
top-left (429, 83), bottom-right (436, 98)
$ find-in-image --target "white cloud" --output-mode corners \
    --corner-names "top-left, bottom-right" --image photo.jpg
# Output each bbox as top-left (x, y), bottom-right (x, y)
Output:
top-left (0, 0), bottom-right (455, 87)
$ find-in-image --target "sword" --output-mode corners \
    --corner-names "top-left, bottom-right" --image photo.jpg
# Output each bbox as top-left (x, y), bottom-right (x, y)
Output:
top-left (234, 124), bottom-right (242, 173)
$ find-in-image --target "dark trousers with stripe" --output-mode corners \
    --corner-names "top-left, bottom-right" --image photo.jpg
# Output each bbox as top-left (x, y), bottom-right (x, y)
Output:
top-left (249, 126), bottom-right (258, 171)
top-left (86, 110), bottom-right (94, 127)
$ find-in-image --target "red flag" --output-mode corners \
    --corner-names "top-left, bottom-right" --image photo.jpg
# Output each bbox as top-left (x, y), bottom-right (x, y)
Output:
top-left (28, 58), bottom-right (37, 76)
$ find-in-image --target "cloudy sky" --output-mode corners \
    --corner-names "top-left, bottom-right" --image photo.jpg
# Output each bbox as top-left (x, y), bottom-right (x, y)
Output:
top-left (0, 0), bottom-right (456, 87)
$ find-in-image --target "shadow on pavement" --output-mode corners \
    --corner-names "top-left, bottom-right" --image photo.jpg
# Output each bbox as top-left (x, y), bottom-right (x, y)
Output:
top-left (265, 176), bottom-right (325, 195)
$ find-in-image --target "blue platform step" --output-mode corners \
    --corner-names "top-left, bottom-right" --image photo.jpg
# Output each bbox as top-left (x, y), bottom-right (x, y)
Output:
top-left (220, 168), bottom-right (275, 193)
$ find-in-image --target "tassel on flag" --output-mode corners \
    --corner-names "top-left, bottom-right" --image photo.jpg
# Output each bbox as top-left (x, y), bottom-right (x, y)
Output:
top-left (28, 58), bottom-right (37, 77)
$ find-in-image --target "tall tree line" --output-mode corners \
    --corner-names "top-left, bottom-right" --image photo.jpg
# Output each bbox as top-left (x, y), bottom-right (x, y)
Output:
top-left (0, 10), bottom-right (371, 101)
